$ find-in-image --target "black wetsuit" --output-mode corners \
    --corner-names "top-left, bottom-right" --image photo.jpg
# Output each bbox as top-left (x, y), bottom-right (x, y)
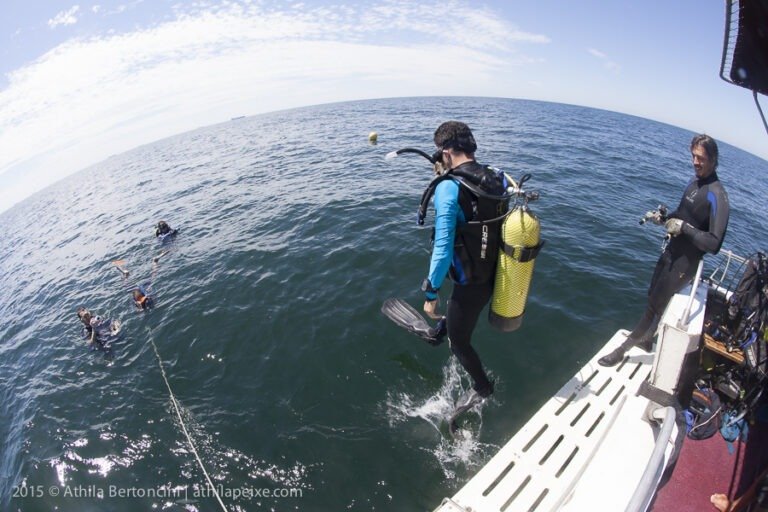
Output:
top-left (80, 320), bottom-right (93, 338)
top-left (425, 162), bottom-right (508, 397)
top-left (447, 282), bottom-right (495, 394)
top-left (629, 172), bottom-right (729, 342)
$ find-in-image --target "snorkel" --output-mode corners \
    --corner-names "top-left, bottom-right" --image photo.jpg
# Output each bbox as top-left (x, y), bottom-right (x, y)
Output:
top-left (385, 147), bottom-right (442, 164)
top-left (386, 146), bottom-right (538, 225)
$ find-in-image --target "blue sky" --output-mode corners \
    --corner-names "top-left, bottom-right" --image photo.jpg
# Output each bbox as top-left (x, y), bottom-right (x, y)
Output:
top-left (1, 0), bottom-right (765, 214)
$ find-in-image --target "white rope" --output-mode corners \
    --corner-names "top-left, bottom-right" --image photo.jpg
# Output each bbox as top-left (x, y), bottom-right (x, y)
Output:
top-left (148, 335), bottom-right (229, 512)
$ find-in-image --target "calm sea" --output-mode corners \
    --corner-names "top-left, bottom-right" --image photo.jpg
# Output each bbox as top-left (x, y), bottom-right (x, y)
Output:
top-left (1, 97), bottom-right (767, 511)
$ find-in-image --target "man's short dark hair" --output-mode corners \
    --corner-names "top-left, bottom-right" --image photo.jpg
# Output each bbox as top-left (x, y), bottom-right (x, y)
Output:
top-left (434, 121), bottom-right (477, 154)
top-left (691, 134), bottom-right (719, 170)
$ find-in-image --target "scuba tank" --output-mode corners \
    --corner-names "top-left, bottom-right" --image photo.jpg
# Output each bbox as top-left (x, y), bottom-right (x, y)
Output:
top-left (489, 176), bottom-right (543, 331)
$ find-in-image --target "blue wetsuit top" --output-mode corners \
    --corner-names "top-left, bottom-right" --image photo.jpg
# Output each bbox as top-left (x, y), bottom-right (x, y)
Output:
top-left (426, 179), bottom-right (466, 300)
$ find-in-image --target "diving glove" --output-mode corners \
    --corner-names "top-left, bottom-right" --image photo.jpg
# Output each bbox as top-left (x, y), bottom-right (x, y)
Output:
top-left (665, 218), bottom-right (684, 237)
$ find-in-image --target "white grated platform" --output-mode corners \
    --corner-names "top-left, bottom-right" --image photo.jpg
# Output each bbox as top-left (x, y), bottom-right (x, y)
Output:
top-left (435, 330), bottom-right (659, 512)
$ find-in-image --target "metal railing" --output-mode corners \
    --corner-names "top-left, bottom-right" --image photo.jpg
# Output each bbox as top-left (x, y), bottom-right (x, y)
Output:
top-left (624, 406), bottom-right (677, 512)
top-left (679, 260), bottom-right (704, 329)
top-left (705, 249), bottom-right (747, 290)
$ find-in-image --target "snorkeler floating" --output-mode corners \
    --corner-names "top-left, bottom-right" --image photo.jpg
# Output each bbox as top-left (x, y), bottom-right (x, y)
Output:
top-left (71, 223), bottom-right (227, 507)
top-left (154, 220), bottom-right (179, 242)
top-left (76, 307), bottom-right (121, 349)
top-left (82, 224), bottom-right (174, 356)
top-left (111, 235), bottom-right (170, 314)
top-left (133, 284), bottom-right (154, 311)
top-left (120, 254), bottom-right (166, 311)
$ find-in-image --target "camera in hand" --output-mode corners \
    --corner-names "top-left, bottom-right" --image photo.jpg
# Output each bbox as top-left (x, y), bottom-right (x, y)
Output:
top-left (639, 204), bottom-right (669, 225)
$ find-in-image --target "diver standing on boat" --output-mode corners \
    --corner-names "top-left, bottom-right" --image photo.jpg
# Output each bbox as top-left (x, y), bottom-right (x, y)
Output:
top-left (599, 134), bottom-right (730, 367)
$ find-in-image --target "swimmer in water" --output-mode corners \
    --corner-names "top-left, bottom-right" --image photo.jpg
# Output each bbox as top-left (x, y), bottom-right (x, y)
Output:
top-left (77, 307), bottom-right (93, 338)
top-left (77, 308), bottom-right (118, 348)
top-left (154, 220), bottom-right (178, 240)
top-left (132, 285), bottom-right (154, 311)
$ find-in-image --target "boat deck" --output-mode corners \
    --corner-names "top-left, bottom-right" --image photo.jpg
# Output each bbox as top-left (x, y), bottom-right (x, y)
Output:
top-left (650, 337), bottom-right (768, 512)
top-left (650, 419), bottom-right (768, 512)
top-left (435, 330), bottom-right (661, 512)
top-left (434, 256), bottom-right (768, 512)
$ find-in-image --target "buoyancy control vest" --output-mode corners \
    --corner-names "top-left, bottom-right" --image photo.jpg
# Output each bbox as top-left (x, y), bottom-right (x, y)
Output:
top-left (418, 161), bottom-right (509, 285)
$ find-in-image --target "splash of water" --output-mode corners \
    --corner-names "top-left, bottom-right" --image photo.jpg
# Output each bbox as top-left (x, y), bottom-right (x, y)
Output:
top-left (385, 358), bottom-right (499, 479)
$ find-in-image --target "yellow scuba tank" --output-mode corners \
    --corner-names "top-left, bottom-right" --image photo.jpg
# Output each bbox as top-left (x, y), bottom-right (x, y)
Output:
top-left (489, 205), bottom-right (542, 331)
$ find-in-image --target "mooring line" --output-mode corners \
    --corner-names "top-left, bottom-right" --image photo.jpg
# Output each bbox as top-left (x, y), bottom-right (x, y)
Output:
top-left (148, 335), bottom-right (228, 512)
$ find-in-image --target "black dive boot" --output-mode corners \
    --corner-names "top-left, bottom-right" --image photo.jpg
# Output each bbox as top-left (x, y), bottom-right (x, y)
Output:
top-left (598, 338), bottom-right (635, 367)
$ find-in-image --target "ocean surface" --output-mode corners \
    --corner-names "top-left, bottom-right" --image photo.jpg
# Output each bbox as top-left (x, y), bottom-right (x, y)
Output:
top-left (1, 97), bottom-right (767, 512)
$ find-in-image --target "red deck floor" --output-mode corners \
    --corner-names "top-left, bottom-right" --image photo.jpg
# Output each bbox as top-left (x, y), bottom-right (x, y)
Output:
top-left (651, 416), bottom-right (768, 512)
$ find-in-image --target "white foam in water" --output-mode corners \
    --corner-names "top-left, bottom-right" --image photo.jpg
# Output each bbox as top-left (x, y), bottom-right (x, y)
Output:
top-left (384, 150), bottom-right (398, 160)
top-left (385, 359), bottom-right (499, 479)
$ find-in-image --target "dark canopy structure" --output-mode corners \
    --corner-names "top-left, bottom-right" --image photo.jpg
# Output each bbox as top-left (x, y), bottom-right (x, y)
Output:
top-left (721, 0), bottom-right (768, 132)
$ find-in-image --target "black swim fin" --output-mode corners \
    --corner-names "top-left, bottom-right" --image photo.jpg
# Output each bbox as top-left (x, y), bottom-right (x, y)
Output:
top-left (449, 389), bottom-right (485, 436)
top-left (381, 298), bottom-right (446, 346)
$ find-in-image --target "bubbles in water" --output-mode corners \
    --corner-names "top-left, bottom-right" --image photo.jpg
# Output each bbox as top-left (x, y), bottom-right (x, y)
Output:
top-left (169, 402), bottom-right (314, 494)
top-left (49, 431), bottom-right (154, 485)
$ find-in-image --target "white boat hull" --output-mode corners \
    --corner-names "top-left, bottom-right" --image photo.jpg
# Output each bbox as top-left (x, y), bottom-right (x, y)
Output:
top-left (435, 284), bottom-right (708, 512)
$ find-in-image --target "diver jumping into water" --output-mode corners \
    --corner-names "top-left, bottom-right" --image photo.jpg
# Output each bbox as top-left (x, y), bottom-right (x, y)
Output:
top-left (384, 122), bottom-right (514, 414)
